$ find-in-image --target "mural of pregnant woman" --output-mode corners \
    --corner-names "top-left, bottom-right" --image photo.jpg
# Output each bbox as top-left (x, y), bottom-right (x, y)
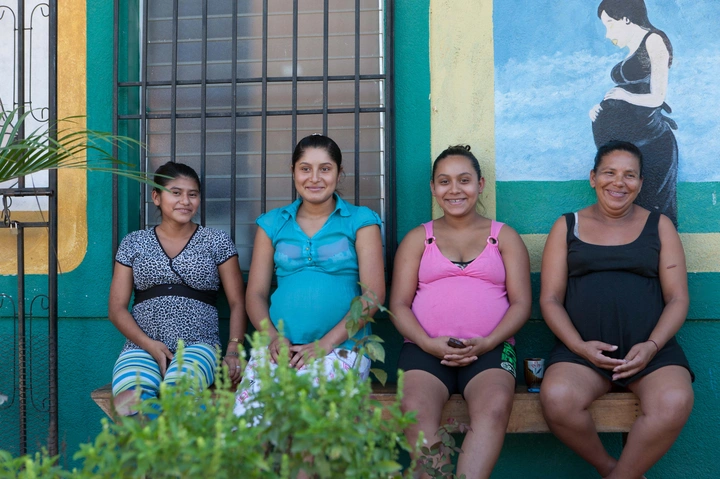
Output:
top-left (494, 0), bottom-right (720, 233)
top-left (590, 0), bottom-right (678, 225)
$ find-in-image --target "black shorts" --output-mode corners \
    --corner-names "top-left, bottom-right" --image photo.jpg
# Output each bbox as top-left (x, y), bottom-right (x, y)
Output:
top-left (547, 337), bottom-right (695, 388)
top-left (397, 341), bottom-right (517, 398)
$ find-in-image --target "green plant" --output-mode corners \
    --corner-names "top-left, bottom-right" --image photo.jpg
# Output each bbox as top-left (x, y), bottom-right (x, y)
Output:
top-left (0, 107), bottom-right (154, 185)
top-left (69, 332), bottom-right (418, 478)
top-left (1, 289), bottom-right (475, 478)
top-left (416, 423), bottom-right (469, 479)
top-left (73, 355), bottom-right (264, 478)
top-left (0, 449), bottom-right (70, 479)
top-left (343, 284), bottom-right (392, 385)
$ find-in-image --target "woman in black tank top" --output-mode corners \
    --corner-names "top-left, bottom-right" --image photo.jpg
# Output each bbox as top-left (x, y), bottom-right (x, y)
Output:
top-left (539, 141), bottom-right (693, 479)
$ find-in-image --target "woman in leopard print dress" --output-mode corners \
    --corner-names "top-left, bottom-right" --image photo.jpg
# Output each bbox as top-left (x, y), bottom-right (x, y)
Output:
top-left (109, 162), bottom-right (247, 416)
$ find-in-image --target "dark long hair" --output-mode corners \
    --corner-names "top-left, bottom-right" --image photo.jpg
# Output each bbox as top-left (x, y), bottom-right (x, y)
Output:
top-left (291, 134), bottom-right (343, 169)
top-left (432, 145), bottom-right (482, 181)
top-left (593, 140), bottom-right (644, 178)
top-left (153, 161), bottom-right (201, 194)
top-left (597, 0), bottom-right (673, 67)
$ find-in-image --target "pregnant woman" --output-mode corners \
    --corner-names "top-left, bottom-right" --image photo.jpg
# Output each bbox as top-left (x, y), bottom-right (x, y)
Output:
top-left (590, 0), bottom-right (679, 226)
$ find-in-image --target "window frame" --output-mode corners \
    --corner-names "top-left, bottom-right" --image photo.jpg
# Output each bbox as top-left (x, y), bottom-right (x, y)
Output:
top-left (112, 0), bottom-right (396, 273)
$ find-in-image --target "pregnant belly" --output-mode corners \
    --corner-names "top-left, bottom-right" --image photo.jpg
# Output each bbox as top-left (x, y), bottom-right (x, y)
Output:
top-left (565, 273), bottom-right (664, 356)
top-left (593, 99), bottom-right (665, 147)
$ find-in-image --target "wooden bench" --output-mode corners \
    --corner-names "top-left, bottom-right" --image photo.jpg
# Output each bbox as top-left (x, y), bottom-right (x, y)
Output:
top-left (371, 385), bottom-right (639, 434)
top-left (91, 383), bottom-right (640, 434)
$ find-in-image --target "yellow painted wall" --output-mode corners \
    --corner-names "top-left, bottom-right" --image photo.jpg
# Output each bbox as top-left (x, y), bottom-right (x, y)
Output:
top-left (429, 0), bottom-right (495, 218)
top-left (523, 233), bottom-right (720, 273)
top-left (0, 0), bottom-right (87, 275)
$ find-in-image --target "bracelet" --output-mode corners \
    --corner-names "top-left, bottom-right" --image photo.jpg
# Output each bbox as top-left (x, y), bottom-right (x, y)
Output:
top-left (647, 339), bottom-right (659, 352)
top-left (224, 351), bottom-right (239, 358)
top-left (228, 337), bottom-right (243, 344)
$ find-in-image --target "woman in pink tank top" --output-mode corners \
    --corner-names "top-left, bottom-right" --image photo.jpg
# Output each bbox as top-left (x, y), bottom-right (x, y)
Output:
top-left (390, 145), bottom-right (531, 479)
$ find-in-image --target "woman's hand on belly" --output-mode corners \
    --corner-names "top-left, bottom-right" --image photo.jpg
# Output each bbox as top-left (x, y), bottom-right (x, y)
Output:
top-left (420, 336), bottom-right (475, 366)
top-left (604, 87), bottom-right (631, 103)
top-left (611, 342), bottom-right (658, 381)
top-left (575, 340), bottom-right (627, 371)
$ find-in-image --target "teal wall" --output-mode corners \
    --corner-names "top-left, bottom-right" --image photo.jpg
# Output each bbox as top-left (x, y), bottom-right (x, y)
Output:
top-left (391, 2), bottom-right (720, 478)
top-left (1, 0), bottom-right (718, 477)
top-left (395, 2), bottom-right (432, 238)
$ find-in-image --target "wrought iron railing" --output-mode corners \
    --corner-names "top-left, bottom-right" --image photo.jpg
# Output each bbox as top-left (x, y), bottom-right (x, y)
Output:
top-left (0, 0), bottom-right (59, 457)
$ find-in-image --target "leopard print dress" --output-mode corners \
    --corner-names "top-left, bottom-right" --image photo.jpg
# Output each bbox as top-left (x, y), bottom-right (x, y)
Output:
top-left (115, 225), bottom-right (238, 353)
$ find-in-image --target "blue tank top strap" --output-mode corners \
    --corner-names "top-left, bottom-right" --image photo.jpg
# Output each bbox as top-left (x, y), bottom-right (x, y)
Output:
top-left (423, 221), bottom-right (436, 244)
top-left (488, 220), bottom-right (503, 245)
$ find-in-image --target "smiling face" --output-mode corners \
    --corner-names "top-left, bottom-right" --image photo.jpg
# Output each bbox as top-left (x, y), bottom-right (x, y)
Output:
top-left (152, 175), bottom-right (201, 224)
top-left (431, 155), bottom-right (484, 216)
top-left (590, 149), bottom-right (643, 213)
top-left (600, 10), bottom-right (633, 48)
top-left (293, 147), bottom-right (341, 205)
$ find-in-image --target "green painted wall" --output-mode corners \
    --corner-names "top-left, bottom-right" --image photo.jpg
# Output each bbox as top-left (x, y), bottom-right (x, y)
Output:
top-left (498, 181), bottom-right (720, 235)
top-left (394, 1), bottom-right (432, 239)
top-left (1, 0), bottom-right (718, 477)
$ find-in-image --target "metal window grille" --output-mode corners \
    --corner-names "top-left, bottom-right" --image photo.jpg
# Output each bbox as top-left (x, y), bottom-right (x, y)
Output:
top-left (114, 0), bottom-right (395, 270)
top-left (0, 0), bottom-right (59, 457)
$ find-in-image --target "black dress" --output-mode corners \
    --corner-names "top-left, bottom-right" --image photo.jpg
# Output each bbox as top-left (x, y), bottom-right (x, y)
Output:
top-left (592, 31), bottom-right (679, 226)
top-left (546, 212), bottom-right (693, 387)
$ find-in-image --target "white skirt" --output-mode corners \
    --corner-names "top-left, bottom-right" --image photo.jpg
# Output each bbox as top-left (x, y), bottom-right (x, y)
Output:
top-left (233, 347), bottom-right (371, 418)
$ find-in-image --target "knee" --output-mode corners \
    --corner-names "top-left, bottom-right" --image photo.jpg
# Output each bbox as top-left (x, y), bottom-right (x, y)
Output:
top-left (113, 387), bottom-right (154, 416)
top-left (400, 394), bottom-right (418, 414)
top-left (540, 382), bottom-right (583, 422)
top-left (473, 397), bottom-right (513, 428)
top-left (165, 365), bottom-right (213, 391)
top-left (468, 387), bottom-right (514, 427)
top-left (401, 393), bottom-right (433, 417)
top-left (401, 393), bottom-right (443, 431)
top-left (645, 387), bottom-right (694, 429)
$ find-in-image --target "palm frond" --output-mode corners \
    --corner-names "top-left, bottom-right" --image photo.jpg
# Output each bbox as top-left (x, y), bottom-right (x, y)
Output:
top-left (0, 108), bottom-right (159, 187)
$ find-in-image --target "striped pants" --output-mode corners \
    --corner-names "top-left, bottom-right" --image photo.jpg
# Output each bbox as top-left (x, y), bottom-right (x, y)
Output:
top-left (112, 343), bottom-right (217, 401)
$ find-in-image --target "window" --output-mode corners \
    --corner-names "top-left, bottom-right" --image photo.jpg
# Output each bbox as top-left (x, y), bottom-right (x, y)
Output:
top-left (0, 0), bottom-right (50, 209)
top-left (115, 0), bottom-right (394, 269)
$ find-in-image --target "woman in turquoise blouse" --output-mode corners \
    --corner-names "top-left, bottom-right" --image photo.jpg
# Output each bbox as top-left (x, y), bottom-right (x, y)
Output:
top-left (235, 134), bottom-right (385, 415)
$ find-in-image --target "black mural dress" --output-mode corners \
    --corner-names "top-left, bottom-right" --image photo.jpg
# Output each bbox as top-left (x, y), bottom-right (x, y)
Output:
top-left (592, 32), bottom-right (679, 226)
top-left (546, 212), bottom-right (693, 387)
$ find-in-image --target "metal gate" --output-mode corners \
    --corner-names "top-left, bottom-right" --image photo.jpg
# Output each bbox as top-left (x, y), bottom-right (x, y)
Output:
top-left (0, 0), bottom-right (59, 457)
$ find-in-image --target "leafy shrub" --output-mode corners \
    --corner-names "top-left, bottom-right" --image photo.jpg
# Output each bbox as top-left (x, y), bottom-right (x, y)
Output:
top-left (0, 449), bottom-right (69, 479)
top-left (1, 290), bottom-right (469, 478)
top-left (69, 330), bottom-right (416, 478)
top-left (416, 424), bottom-right (469, 479)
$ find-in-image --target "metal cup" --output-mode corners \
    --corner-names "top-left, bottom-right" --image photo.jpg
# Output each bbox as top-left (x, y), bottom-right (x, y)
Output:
top-left (524, 358), bottom-right (545, 393)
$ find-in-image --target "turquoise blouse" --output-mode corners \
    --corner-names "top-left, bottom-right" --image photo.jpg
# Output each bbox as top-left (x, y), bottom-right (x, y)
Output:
top-left (257, 194), bottom-right (382, 349)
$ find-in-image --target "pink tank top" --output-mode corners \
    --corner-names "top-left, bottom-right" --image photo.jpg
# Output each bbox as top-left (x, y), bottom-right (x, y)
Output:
top-left (410, 220), bottom-right (514, 345)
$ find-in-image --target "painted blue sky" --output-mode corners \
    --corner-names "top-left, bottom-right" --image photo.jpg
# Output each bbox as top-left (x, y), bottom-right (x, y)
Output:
top-left (494, 0), bottom-right (720, 182)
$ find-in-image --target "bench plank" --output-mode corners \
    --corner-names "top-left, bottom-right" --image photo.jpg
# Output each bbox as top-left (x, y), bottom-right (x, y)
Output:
top-left (91, 384), bottom-right (115, 419)
top-left (370, 385), bottom-right (640, 433)
top-left (92, 383), bottom-right (640, 433)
